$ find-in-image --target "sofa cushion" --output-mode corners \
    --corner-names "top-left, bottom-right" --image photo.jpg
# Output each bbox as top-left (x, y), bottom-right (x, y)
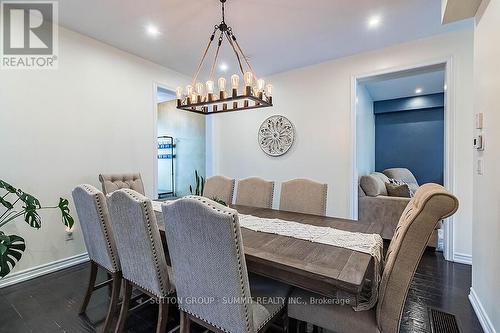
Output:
top-left (360, 174), bottom-right (388, 197)
top-left (372, 172), bottom-right (390, 184)
top-left (385, 183), bottom-right (411, 198)
top-left (383, 168), bottom-right (418, 186)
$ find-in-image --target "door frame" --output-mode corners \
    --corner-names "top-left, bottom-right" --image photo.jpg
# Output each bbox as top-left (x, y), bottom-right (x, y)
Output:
top-left (152, 81), bottom-right (177, 200)
top-left (350, 56), bottom-right (456, 262)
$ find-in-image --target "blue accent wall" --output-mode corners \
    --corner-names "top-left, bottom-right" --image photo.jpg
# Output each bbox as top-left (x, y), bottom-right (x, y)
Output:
top-left (374, 93), bottom-right (444, 185)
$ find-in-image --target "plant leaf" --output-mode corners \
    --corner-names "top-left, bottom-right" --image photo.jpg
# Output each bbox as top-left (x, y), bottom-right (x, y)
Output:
top-left (0, 197), bottom-right (13, 210)
top-left (58, 198), bottom-right (74, 229)
top-left (0, 232), bottom-right (26, 278)
top-left (16, 190), bottom-right (41, 209)
top-left (0, 180), bottom-right (17, 193)
top-left (24, 207), bottom-right (41, 229)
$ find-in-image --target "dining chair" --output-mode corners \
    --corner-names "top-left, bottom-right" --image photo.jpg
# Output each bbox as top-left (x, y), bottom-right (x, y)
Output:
top-left (235, 177), bottom-right (275, 209)
top-left (279, 178), bottom-right (328, 216)
top-left (203, 175), bottom-right (235, 205)
top-left (99, 173), bottom-right (145, 195)
top-left (162, 196), bottom-right (290, 333)
top-left (72, 184), bottom-right (122, 333)
top-left (107, 189), bottom-right (175, 333)
top-left (287, 183), bottom-right (459, 333)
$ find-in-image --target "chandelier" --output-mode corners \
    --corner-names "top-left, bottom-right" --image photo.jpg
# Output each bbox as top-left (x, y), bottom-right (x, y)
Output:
top-left (176, 0), bottom-right (273, 115)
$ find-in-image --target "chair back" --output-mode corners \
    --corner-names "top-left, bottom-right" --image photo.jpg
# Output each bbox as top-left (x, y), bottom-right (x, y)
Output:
top-left (107, 189), bottom-right (172, 297)
top-left (72, 184), bottom-right (120, 273)
top-left (163, 196), bottom-right (254, 333)
top-left (376, 184), bottom-right (459, 333)
top-left (204, 175), bottom-right (235, 205)
top-left (279, 178), bottom-right (328, 216)
top-left (235, 177), bottom-right (274, 208)
top-left (99, 173), bottom-right (145, 195)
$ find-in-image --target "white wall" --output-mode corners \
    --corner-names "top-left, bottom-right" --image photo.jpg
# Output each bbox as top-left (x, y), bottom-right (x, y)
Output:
top-left (355, 84), bottom-right (375, 178)
top-left (471, 1), bottom-right (500, 332)
top-left (208, 29), bottom-right (474, 259)
top-left (0, 27), bottom-right (189, 274)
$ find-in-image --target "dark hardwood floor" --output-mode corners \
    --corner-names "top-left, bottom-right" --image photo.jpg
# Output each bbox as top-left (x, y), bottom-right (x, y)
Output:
top-left (0, 250), bottom-right (483, 333)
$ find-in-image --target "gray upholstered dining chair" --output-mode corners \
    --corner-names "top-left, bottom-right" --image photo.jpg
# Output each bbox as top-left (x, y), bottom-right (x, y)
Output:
top-left (162, 196), bottom-right (290, 333)
top-left (203, 175), bottom-right (235, 205)
top-left (288, 183), bottom-right (459, 333)
top-left (279, 178), bottom-right (328, 216)
top-left (72, 184), bottom-right (121, 333)
top-left (98, 173), bottom-right (145, 195)
top-left (235, 177), bottom-right (275, 208)
top-left (107, 189), bottom-right (175, 333)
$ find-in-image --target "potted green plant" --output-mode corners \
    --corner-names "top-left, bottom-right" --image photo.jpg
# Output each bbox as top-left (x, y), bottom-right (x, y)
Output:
top-left (0, 179), bottom-right (74, 278)
top-left (189, 170), bottom-right (227, 206)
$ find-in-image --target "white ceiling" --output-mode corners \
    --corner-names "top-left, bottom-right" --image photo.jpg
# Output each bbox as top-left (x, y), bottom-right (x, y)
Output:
top-left (363, 69), bottom-right (445, 101)
top-left (58, 0), bottom-right (472, 77)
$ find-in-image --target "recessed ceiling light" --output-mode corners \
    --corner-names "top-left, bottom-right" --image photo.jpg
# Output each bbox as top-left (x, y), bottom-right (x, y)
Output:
top-left (219, 63), bottom-right (228, 72)
top-left (367, 15), bottom-right (382, 29)
top-left (415, 88), bottom-right (423, 94)
top-left (146, 24), bottom-right (161, 37)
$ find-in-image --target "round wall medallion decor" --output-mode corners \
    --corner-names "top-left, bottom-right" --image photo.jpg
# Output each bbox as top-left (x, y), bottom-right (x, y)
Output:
top-left (258, 115), bottom-right (295, 156)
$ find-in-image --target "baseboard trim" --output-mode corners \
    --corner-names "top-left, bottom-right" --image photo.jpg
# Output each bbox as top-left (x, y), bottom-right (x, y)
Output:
top-left (469, 287), bottom-right (497, 333)
top-left (0, 252), bottom-right (89, 289)
top-left (453, 252), bottom-right (472, 265)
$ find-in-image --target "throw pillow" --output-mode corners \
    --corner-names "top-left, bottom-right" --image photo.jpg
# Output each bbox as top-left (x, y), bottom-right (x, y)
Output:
top-left (385, 183), bottom-right (411, 198)
top-left (388, 178), bottom-right (416, 197)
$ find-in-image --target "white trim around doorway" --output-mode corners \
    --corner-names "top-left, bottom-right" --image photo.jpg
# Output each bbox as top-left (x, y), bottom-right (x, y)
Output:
top-left (350, 56), bottom-right (456, 262)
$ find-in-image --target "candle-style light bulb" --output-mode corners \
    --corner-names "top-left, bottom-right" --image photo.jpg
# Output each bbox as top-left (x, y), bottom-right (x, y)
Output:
top-left (231, 74), bottom-right (240, 89)
top-left (176, 87), bottom-right (183, 100)
top-left (257, 79), bottom-right (265, 92)
top-left (218, 77), bottom-right (226, 92)
top-left (195, 82), bottom-right (204, 96)
top-left (244, 72), bottom-right (254, 87)
top-left (265, 84), bottom-right (273, 97)
top-left (186, 85), bottom-right (194, 96)
top-left (205, 80), bottom-right (214, 94)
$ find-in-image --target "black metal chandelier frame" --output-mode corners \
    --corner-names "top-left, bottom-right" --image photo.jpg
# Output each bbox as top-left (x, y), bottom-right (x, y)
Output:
top-left (176, 0), bottom-right (273, 115)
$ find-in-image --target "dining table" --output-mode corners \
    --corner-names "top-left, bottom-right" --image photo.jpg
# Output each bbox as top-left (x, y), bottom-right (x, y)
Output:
top-left (153, 203), bottom-right (382, 304)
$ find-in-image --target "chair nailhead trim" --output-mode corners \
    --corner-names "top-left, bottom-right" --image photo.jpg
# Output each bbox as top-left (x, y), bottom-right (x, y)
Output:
top-left (81, 184), bottom-right (119, 273)
top-left (124, 189), bottom-right (171, 297)
top-left (186, 196), bottom-right (253, 332)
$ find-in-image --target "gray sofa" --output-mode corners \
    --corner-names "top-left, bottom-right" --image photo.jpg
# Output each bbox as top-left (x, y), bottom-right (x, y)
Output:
top-left (358, 168), bottom-right (438, 247)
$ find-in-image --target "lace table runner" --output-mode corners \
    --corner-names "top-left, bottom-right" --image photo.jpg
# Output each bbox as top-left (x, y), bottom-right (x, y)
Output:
top-left (238, 214), bottom-right (383, 311)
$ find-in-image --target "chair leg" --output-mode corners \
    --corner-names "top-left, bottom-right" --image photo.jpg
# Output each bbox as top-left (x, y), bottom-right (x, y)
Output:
top-left (297, 321), bottom-right (307, 333)
top-left (103, 273), bottom-right (122, 333)
top-left (281, 310), bottom-right (289, 333)
top-left (156, 300), bottom-right (169, 333)
top-left (180, 311), bottom-right (190, 333)
top-left (114, 280), bottom-right (132, 333)
top-left (107, 272), bottom-right (113, 297)
top-left (312, 325), bottom-right (319, 333)
top-left (289, 318), bottom-right (298, 333)
top-left (79, 261), bottom-right (98, 314)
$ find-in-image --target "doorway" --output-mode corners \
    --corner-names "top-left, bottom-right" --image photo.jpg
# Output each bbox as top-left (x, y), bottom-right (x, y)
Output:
top-left (153, 84), bottom-right (207, 200)
top-left (352, 61), bottom-right (454, 259)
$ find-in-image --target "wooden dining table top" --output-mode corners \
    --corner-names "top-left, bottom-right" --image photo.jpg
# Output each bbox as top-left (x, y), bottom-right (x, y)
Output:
top-left (154, 203), bottom-right (378, 300)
